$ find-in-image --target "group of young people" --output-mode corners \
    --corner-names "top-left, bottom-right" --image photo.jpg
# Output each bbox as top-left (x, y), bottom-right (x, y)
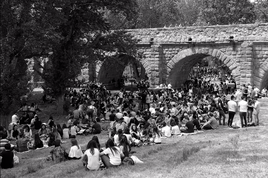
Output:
top-left (0, 70), bottom-right (263, 170)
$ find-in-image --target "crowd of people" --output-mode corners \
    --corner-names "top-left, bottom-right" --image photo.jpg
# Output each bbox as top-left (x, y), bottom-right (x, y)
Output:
top-left (0, 72), bottom-right (264, 171)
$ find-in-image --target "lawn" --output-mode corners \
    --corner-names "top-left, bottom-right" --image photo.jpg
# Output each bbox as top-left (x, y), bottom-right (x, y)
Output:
top-left (2, 97), bottom-right (268, 178)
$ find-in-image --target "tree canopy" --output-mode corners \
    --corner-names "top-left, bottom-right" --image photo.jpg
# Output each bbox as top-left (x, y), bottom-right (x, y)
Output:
top-left (0, 0), bottom-right (139, 114)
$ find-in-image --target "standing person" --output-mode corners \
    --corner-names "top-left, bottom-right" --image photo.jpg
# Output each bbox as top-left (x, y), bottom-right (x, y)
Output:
top-left (227, 95), bottom-right (237, 127)
top-left (238, 96), bottom-right (248, 127)
top-left (253, 97), bottom-right (261, 126)
top-left (218, 95), bottom-right (226, 125)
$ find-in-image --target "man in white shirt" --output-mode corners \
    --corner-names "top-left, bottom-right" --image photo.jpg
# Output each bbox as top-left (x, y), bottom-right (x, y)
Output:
top-left (238, 96), bottom-right (248, 127)
top-left (227, 95), bottom-right (237, 127)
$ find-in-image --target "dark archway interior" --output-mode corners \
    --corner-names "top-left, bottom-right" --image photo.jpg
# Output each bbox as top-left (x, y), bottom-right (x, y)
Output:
top-left (98, 54), bottom-right (146, 88)
top-left (260, 71), bottom-right (268, 89)
top-left (168, 54), bottom-right (233, 89)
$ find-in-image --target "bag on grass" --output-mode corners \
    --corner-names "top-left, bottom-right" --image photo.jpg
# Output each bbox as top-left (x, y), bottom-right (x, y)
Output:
top-left (14, 154), bottom-right (19, 164)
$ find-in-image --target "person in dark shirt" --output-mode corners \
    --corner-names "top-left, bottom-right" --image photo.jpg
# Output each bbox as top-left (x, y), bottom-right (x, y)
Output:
top-left (92, 120), bottom-right (101, 134)
top-left (1, 143), bottom-right (14, 169)
top-left (34, 116), bottom-right (42, 130)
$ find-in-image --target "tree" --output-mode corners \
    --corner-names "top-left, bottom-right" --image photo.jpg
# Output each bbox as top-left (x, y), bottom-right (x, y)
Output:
top-left (254, 0), bottom-right (268, 22)
top-left (176, 0), bottom-right (200, 26)
top-left (29, 0), bottom-right (138, 113)
top-left (0, 0), bottom-right (38, 115)
top-left (135, 0), bottom-right (184, 28)
top-left (199, 0), bottom-right (256, 25)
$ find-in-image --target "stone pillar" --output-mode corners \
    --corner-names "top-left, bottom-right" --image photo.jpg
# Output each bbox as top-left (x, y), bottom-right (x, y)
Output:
top-left (238, 42), bottom-right (253, 86)
top-left (149, 44), bottom-right (162, 87)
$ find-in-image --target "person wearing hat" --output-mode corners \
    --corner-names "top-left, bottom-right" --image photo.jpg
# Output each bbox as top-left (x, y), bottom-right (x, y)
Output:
top-left (1, 143), bottom-right (14, 169)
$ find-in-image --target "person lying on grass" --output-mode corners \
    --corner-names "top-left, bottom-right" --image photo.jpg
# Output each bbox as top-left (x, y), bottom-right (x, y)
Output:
top-left (82, 140), bottom-right (100, 171)
top-left (100, 139), bottom-right (122, 168)
top-left (68, 138), bottom-right (83, 160)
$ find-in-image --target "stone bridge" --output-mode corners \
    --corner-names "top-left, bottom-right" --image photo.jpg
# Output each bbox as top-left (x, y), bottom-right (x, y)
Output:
top-left (97, 23), bottom-right (268, 89)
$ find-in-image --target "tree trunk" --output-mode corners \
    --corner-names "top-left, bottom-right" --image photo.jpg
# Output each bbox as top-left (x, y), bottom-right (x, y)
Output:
top-left (56, 95), bottom-right (64, 115)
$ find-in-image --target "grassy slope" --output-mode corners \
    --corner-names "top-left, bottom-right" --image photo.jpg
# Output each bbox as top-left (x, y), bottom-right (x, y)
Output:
top-left (2, 98), bottom-right (268, 178)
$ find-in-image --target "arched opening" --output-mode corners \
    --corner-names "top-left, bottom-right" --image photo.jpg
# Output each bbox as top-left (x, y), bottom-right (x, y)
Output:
top-left (98, 54), bottom-right (147, 89)
top-left (167, 48), bottom-right (239, 89)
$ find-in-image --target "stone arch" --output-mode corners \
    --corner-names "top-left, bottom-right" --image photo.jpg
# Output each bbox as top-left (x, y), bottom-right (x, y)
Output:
top-left (258, 61), bottom-right (268, 89)
top-left (97, 54), bottom-right (150, 88)
top-left (167, 48), bottom-right (240, 88)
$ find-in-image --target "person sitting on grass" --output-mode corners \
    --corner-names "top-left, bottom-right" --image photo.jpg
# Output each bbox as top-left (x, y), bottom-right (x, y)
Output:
top-left (161, 122), bottom-right (172, 138)
top-left (202, 112), bottom-right (219, 130)
top-left (91, 120), bottom-right (101, 134)
top-left (50, 139), bottom-right (68, 163)
top-left (16, 133), bottom-right (29, 152)
top-left (62, 124), bottom-right (69, 139)
top-left (114, 129), bottom-right (123, 146)
top-left (119, 135), bottom-right (131, 160)
top-left (1, 143), bottom-right (14, 169)
top-left (180, 116), bottom-right (195, 133)
top-left (68, 138), bottom-right (83, 160)
top-left (23, 125), bottom-right (32, 140)
top-left (100, 139), bottom-right (122, 168)
top-left (0, 132), bottom-right (11, 155)
top-left (47, 132), bottom-right (56, 147)
top-left (153, 127), bottom-right (162, 144)
top-left (91, 136), bottom-right (101, 150)
top-left (70, 121), bottom-right (80, 138)
top-left (82, 140), bottom-right (100, 171)
top-left (28, 133), bottom-right (43, 150)
top-left (10, 124), bottom-right (20, 140)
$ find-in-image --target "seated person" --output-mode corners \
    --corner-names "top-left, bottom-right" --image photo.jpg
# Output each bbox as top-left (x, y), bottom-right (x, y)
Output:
top-left (161, 122), bottom-right (172, 137)
top-left (28, 133), bottom-right (43, 150)
top-left (91, 120), bottom-right (101, 134)
top-left (62, 124), bottom-right (69, 139)
top-left (0, 134), bottom-right (10, 155)
top-left (68, 139), bottom-right (83, 159)
top-left (10, 124), bottom-right (20, 140)
top-left (82, 140), bottom-right (100, 171)
top-left (16, 133), bottom-right (29, 152)
top-left (100, 139), bottom-right (122, 168)
top-left (22, 125), bottom-right (32, 140)
top-left (1, 143), bottom-right (14, 169)
top-left (50, 140), bottom-right (68, 163)
top-left (39, 123), bottom-right (48, 141)
top-left (202, 113), bottom-right (219, 130)
top-left (180, 117), bottom-right (195, 133)
top-left (70, 122), bottom-right (80, 138)
top-left (153, 127), bottom-right (161, 144)
top-left (47, 132), bottom-right (56, 147)
top-left (170, 119), bottom-right (181, 135)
